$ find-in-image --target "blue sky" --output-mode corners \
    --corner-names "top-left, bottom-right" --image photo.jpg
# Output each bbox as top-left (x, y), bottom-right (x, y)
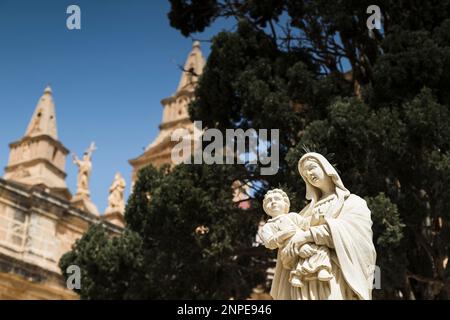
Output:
top-left (0, 0), bottom-right (233, 212)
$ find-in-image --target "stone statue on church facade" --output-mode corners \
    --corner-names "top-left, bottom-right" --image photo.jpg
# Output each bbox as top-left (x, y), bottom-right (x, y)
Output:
top-left (72, 142), bottom-right (96, 196)
top-left (106, 172), bottom-right (126, 214)
top-left (259, 152), bottom-right (377, 300)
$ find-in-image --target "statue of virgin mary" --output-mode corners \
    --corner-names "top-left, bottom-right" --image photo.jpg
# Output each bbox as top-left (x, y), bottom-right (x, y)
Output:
top-left (269, 152), bottom-right (377, 300)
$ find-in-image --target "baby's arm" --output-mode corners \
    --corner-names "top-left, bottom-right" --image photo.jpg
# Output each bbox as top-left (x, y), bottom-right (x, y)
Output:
top-left (288, 212), bottom-right (310, 231)
top-left (274, 228), bottom-right (296, 244)
top-left (258, 223), bottom-right (280, 250)
top-left (259, 223), bottom-right (295, 249)
top-left (309, 225), bottom-right (334, 248)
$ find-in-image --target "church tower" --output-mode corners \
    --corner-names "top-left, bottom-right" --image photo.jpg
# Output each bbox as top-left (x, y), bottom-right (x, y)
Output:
top-left (3, 86), bottom-right (71, 200)
top-left (129, 41), bottom-right (206, 183)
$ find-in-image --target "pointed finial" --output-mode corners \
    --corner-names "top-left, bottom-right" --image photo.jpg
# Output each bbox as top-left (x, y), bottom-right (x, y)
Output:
top-left (44, 85), bottom-right (52, 94)
top-left (193, 40), bottom-right (201, 49)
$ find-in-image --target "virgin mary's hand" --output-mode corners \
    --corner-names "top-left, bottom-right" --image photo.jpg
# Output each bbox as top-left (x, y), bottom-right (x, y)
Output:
top-left (285, 230), bottom-right (313, 258)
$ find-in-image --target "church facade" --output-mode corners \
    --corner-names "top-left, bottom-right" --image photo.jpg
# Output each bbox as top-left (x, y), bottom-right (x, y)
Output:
top-left (0, 86), bottom-right (122, 299)
top-left (0, 42), bottom-right (206, 300)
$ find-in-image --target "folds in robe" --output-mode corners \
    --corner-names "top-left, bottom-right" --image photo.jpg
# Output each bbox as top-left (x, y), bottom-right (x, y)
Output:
top-left (269, 194), bottom-right (376, 300)
top-left (326, 194), bottom-right (376, 300)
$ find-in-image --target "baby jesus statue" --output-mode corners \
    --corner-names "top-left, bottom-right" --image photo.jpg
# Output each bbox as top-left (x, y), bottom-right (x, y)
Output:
top-left (258, 189), bottom-right (333, 288)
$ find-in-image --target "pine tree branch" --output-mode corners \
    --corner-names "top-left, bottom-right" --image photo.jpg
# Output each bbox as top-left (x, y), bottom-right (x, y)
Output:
top-left (406, 271), bottom-right (443, 287)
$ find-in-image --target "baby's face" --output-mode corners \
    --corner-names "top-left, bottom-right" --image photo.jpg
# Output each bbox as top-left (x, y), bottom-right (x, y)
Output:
top-left (264, 193), bottom-right (288, 217)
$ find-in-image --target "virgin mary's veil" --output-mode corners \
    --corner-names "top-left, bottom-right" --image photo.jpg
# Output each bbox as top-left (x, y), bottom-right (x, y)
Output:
top-left (293, 152), bottom-right (376, 300)
top-left (298, 152), bottom-right (350, 218)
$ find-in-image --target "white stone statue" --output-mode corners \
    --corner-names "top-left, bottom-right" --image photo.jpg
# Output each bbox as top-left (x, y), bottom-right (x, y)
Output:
top-left (106, 172), bottom-right (126, 214)
top-left (259, 152), bottom-right (376, 300)
top-left (72, 142), bottom-right (96, 196)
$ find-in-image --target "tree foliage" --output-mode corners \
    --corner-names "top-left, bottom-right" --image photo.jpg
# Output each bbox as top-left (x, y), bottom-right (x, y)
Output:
top-left (60, 164), bottom-right (269, 299)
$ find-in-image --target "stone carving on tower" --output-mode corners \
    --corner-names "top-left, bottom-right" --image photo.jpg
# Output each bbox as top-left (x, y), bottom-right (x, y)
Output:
top-left (103, 172), bottom-right (127, 228)
top-left (129, 41), bottom-right (206, 183)
top-left (72, 142), bottom-right (96, 196)
top-left (106, 172), bottom-right (126, 214)
top-left (3, 86), bottom-right (71, 200)
top-left (70, 142), bottom-right (100, 216)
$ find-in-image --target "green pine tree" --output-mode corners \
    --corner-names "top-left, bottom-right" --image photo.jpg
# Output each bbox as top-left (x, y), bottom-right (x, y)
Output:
top-left (60, 164), bottom-right (270, 299)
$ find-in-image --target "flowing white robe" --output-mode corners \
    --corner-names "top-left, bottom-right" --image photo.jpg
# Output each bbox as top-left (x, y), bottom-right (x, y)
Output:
top-left (270, 194), bottom-right (376, 300)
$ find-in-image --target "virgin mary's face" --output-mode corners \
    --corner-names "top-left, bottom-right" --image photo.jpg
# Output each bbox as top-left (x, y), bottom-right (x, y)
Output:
top-left (301, 159), bottom-right (332, 191)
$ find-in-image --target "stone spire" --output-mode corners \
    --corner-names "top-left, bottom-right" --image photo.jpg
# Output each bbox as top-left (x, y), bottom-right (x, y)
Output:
top-left (25, 85), bottom-right (58, 139)
top-left (176, 41), bottom-right (206, 93)
top-left (4, 86), bottom-right (71, 200)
